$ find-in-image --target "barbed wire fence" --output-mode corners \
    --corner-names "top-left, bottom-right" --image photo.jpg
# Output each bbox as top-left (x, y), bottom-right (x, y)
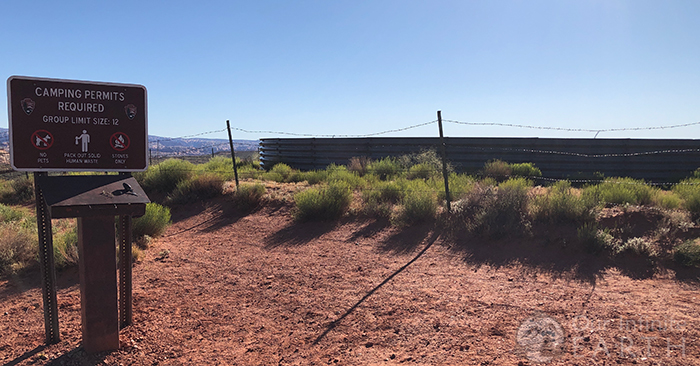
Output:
top-left (2, 114), bottom-right (700, 193)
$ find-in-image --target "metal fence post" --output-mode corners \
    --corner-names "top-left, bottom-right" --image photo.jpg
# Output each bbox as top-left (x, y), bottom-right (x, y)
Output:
top-left (437, 111), bottom-right (451, 212)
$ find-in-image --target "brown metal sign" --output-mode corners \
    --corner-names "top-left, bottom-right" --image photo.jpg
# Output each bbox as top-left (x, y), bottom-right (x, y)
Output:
top-left (7, 76), bottom-right (148, 171)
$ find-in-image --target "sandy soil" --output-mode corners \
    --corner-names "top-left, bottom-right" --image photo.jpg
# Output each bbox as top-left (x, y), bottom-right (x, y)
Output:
top-left (1, 196), bottom-right (699, 365)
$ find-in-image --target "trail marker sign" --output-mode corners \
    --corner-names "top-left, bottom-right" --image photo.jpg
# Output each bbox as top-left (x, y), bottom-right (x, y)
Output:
top-left (7, 76), bottom-right (148, 171)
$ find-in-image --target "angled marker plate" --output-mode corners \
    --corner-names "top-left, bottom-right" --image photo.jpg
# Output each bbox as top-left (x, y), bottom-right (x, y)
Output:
top-left (36, 175), bottom-right (150, 218)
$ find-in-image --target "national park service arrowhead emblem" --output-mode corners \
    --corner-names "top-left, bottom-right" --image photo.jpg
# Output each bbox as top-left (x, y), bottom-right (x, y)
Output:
top-left (21, 98), bottom-right (35, 115)
top-left (124, 104), bottom-right (137, 120)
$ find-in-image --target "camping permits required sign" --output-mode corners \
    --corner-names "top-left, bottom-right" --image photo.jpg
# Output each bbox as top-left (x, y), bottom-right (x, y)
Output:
top-left (7, 76), bottom-right (148, 171)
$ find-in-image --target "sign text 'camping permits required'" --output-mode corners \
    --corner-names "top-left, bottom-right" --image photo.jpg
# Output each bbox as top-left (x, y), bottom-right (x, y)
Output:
top-left (7, 76), bottom-right (148, 171)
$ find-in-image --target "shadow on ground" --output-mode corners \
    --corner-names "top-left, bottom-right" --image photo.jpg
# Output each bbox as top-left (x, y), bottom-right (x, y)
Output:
top-left (264, 219), bottom-right (339, 248)
top-left (444, 222), bottom-right (700, 285)
top-left (0, 266), bottom-right (79, 297)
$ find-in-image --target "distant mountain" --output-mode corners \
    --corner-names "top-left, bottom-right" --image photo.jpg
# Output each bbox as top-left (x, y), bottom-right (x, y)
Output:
top-left (0, 128), bottom-right (258, 155)
top-left (148, 135), bottom-right (259, 156)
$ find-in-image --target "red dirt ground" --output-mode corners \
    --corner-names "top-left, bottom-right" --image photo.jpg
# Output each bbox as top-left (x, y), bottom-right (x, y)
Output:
top-left (1, 195), bottom-right (699, 365)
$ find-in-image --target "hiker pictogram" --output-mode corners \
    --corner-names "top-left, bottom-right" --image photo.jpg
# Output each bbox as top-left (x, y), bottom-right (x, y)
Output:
top-left (75, 130), bottom-right (91, 152)
top-left (32, 130), bottom-right (54, 150)
top-left (110, 132), bottom-right (130, 151)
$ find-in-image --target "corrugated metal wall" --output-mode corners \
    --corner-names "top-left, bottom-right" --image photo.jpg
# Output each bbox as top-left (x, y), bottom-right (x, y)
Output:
top-left (259, 137), bottom-right (700, 182)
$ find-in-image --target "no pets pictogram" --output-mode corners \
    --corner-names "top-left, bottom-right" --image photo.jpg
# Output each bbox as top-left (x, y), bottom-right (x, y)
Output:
top-left (32, 130), bottom-right (54, 150)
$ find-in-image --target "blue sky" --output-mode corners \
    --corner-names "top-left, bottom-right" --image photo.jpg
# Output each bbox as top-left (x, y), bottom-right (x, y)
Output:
top-left (2, 1), bottom-right (699, 140)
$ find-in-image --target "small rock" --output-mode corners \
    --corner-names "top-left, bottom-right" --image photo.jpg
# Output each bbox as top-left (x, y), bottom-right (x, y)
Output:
top-left (365, 342), bottom-right (373, 348)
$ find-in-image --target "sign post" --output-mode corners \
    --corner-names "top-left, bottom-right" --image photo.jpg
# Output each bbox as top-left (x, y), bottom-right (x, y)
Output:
top-left (7, 76), bottom-right (149, 353)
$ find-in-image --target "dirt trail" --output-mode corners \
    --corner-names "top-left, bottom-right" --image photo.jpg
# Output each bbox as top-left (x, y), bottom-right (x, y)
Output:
top-left (1, 197), bottom-right (699, 365)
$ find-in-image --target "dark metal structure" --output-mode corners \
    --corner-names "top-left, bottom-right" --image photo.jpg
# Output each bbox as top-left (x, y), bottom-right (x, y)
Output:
top-left (260, 137), bottom-right (700, 182)
top-left (34, 174), bottom-right (149, 352)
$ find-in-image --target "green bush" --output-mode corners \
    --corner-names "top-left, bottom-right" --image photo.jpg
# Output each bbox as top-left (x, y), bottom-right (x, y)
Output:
top-left (577, 222), bottom-right (613, 254)
top-left (471, 178), bottom-right (531, 238)
top-left (674, 240), bottom-right (700, 267)
top-left (294, 181), bottom-right (352, 221)
top-left (482, 160), bottom-right (512, 182)
top-left (395, 180), bottom-right (437, 225)
top-left (511, 162), bottom-right (542, 178)
top-left (53, 226), bottom-right (78, 269)
top-left (135, 159), bottom-right (195, 194)
top-left (407, 163), bottom-right (438, 180)
top-left (651, 190), bottom-right (682, 210)
top-left (326, 165), bottom-right (365, 189)
top-left (0, 177), bottom-right (35, 205)
top-left (199, 156), bottom-right (236, 180)
top-left (672, 178), bottom-right (700, 215)
top-left (362, 180), bottom-right (405, 218)
top-left (269, 163), bottom-right (294, 182)
top-left (428, 173), bottom-right (475, 202)
top-left (532, 180), bottom-right (598, 223)
top-left (233, 183), bottom-right (266, 209)
top-left (367, 157), bottom-right (402, 181)
top-left (168, 173), bottom-right (224, 203)
top-left (0, 222), bottom-right (36, 274)
top-left (611, 237), bottom-right (657, 257)
top-left (347, 156), bottom-right (372, 176)
top-left (302, 170), bottom-right (328, 185)
top-left (133, 203), bottom-right (171, 238)
top-left (583, 177), bottom-right (655, 206)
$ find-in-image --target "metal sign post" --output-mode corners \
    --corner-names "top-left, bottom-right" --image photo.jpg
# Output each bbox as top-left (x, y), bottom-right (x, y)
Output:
top-left (8, 76), bottom-right (149, 353)
top-left (37, 174), bottom-right (149, 352)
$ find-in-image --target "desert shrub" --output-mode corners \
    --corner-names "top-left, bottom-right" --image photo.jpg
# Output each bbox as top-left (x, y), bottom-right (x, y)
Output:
top-left (262, 163), bottom-right (295, 183)
top-left (168, 173), bottom-right (224, 203)
top-left (363, 180), bottom-right (405, 205)
top-left (651, 190), bottom-right (682, 210)
top-left (271, 163), bottom-right (294, 181)
top-left (325, 165), bottom-right (365, 189)
top-left (367, 157), bottom-right (402, 181)
top-left (233, 183), bottom-right (266, 209)
top-left (583, 178), bottom-right (655, 206)
top-left (510, 162), bottom-right (542, 178)
top-left (674, 240), bottom-right (700, 267)
top-left (302, 170), bottom-right (328, 185)
top-left (236, 155), bottom-right (261, 171)
top-left (407, 163), bottom-right (437, 180)
top-left (611, 237), bottom-right (657, 257)
top-left (0, 204), bottom-right (31, 224)
top-left (532, 180), bottom-right (598, 223)
top-left (199, 156), bottom-right (236, 180)
top-left (394, 180), bottom-right (437, 225)
top-left (133, 203), bottom-right (171, 238)
top-left (482, 160), bottom-right (511, 181)
top-left (431, 173), bottom-right (475, 201)
top-left (294, 181), bottom-right (352, 221)
top-left (348, 157), bottom-right (372, 176)
top-left (396, 150), bottom-right (447, 173)
top-left (0, 177), bottom-right (35, 205)
top-left (53, 226), bottom-right (79, 269)
top-left (672, 179), bottom-right (700, 216)
top-left (0, 223), bottom-right (36, 274)
top-left (466, 178), bottom-right (531, 238)
top-left (136, 159), bottom-right (195, 194)
top-left (362, 180), bottom-right (405, 217)
top-left (577, 222), bottom-right (613, 254)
